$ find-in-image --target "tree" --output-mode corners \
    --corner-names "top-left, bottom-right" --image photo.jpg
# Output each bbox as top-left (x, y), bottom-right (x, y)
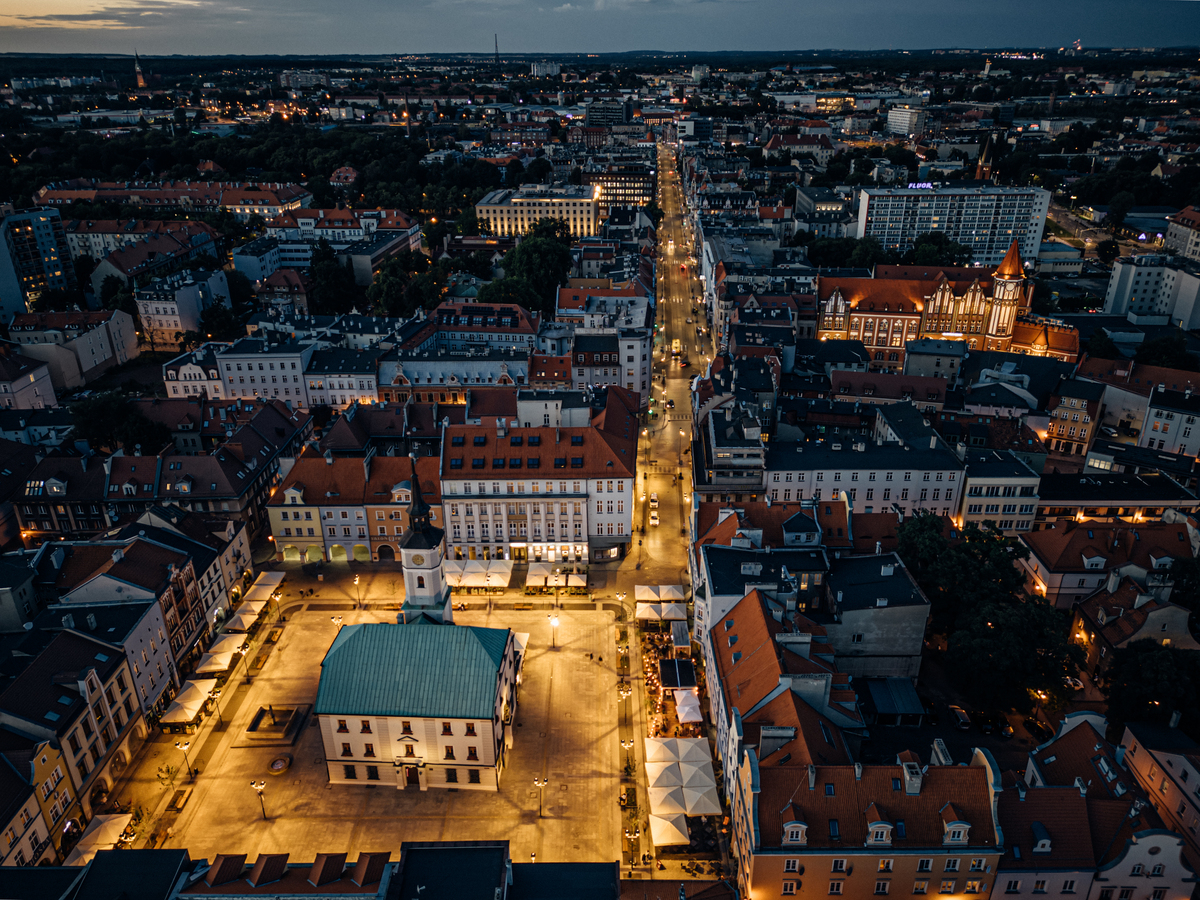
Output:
top-left (99, 275), bottom-right (125, 308)
top-left (527, 217), bottom-right (573, 247)
top-left (29, 289), bottom-right (83, 312)
top-left (1097, 239), bottom-right (1120, 264)
top-left (69, 391), bottom-right (171, 453)
top-left (906, 231), bottom-right (974, 267)
top-left (524, 157), bottom-right (553, 184)
top-left (895, 511), bottom-right (947, 585)
top-left (1107, 191), bottom-right (1136, 232)
top-left (1101, 639), bottom-right (1200, 727)
top-left (947, 596), bottom-right (1084, 711)
top-left (475, 277), bottom-right (541, 309)
top-left (1085, 330), bottom-right (1122, 360)
top-left (366, 256), bottom-right (413, 316)
top-left (849, 236), bottom-right (888, 270)
top-left (502, 236), bottom-right (571, 314)
top-left (1167, 558), bottom-right (1200, 616)
top-left (308, 238), bottom-right (358, 315)
top-left (198, 302), bottom-right (241, 342)
top-left (1135, 332), bottom-right (1199, 371)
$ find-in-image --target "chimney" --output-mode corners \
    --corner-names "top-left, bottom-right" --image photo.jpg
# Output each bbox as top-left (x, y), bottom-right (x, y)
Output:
top-left (881, 563), bottom-right (894, 577)
top-left (1106, 569), bottom-right (1120, 594)
top-left (62, 613), bottom-right (75, 629)
top-left (86, 613), bottom-right (97, 630)
top-left (854, 762), bottom-right (862, 780)
top-left (930, 738), bottom-right (953, 766)
top-left (930, 434), bottom-right (937, 450)
top-left (1170, 709), bottom-right (1182, 728)
top-left (1016, 783), bottom-right (1027, 801)
top-left (496, 417), bottom-right (507, 438)
top-left (808, 764), bottom-right (817, 790)
top-left (112, 548), bottom-right (124, 564)
top-left (307, 852), bottom-right (347, 887)
top-left (901, 761), bottom-right (923, 794)
top-left (1073, 776), bottom-right (1087, 797)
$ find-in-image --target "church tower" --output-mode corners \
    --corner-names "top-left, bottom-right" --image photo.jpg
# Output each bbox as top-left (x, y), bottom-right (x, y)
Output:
top-left (397, 472), bottom-right (452, 622)
top-left (986, 240), bottom-right (1025, 350)
top-left (134, 52), bottom-right (146, 89)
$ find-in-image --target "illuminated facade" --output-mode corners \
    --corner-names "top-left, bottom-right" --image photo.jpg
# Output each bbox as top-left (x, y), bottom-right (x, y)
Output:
top-left (475, 185), bottom-right (600, 238)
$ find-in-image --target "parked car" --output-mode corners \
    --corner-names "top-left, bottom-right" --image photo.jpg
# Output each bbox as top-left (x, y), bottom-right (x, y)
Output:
top-left (949, 706), bottom-right (972, 731)
top-left (649, 493), bottom-right (659, 508)
top-left (666, 399), bottom-right (675, 409)
top-left (975, 712), bottom-right (995, 735)
top-left (1065, 676), bottom-right (1084, 692)
top-left (997, 716), bottom-right (1015, 739)
top-left (649, 511), bottom-right (660, 526)
top-left (1024, 716), bottom-right (1055, 742)
top-left (686, 317), bottom-right (692, 323)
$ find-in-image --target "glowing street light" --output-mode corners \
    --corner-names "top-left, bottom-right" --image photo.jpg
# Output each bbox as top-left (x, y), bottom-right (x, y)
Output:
top-left (534, 776), bottom-right (548, 817)
top-left (175, 741), bottom-right (194, 782)
top-left (549, 614), bottom-right (559, 649)
top-left (250, 780), bottom-right (267, 820)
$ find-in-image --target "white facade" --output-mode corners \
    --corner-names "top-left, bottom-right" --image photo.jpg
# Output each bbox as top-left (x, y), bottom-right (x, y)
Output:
top-left (856, 186), bottom-right (1050, 266)
top-left (1104, 255), bottom-right (1200, 329)
top-left (136, 270), bottom-right (230, 346)
top-left (163, 343), bottom-right (229, 399)
top-left (0, 356), bottom-right (56, 410)
top-left (476, 185), bottom-right (601, 238)
top-left (217, 340), bottom-right (318, 407)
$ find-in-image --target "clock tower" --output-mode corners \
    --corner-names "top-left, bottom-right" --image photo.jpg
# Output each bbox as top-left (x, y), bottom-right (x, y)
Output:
top-left (398, 476), bottom-right (452, 622)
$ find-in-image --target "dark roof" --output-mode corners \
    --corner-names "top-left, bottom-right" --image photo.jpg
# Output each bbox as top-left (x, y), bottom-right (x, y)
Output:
top-left (0, 865), bottom-right (84, 900)
top-left (396, 843), bottom-right (506, 900)
top-left (74, 849), bottom-right (191, 900)
top-left (512, 863), bottom-right (619, 900)
top-left (0, 630), bottom-right (124, 733)
top-left (1036, 473), bottom-right (1196, 505)
top-left (825, 554), bottom-right (927, 611)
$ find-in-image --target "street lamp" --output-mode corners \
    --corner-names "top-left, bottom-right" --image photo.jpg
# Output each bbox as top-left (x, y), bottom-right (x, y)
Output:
top-left (175, 740), bottom-right (193, 782)
top-left (250, 780), bottom-right (267, 820)
top-left (678, 428), bottom-right (685, 465)
top-left (331, 615), bottom-right (343, 631)
top-left (553, 568), bottom-right (561, 609)
top-left (534, 775), bottom-right (548, 817)
top-left (353, 574), bottom-right (361, 609)
top-left (209, 689), bottom-right (223, 728)
top-left (549, 614), bottom-right (559, 649)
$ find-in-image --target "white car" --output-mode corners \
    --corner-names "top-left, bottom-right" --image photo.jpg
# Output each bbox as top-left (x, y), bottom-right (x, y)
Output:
top-left (649, 493), bottom-right (659, 508)
top-left (649, 511), bottom-right (660, 526)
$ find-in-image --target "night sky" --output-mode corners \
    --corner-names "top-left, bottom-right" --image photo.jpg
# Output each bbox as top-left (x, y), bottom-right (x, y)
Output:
top-left (1, 0), bottom-right (1198, 56)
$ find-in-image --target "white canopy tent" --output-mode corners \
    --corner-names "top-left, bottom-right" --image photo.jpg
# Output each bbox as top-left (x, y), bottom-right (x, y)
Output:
top-left (159, 678), bottom-right (218, 725)
top-left (637, 603), bottom-right (688, 621)
top-left (242, 584), bottom-right (275, 604)
top-left (649, 813), bottom-right (690, 847)
top-left (208, 633), bottom-right (247, 655)
top-left (682, 785), bottom-right (723, 816)
top-left (674, 690), bottom-right (703, 724)
top-left (635, 585), bottom-right (660, 601)
top-left (224, 610), bottom-right (257, 632)
top-left (674, 738), bottom-right (712, 763)
top-left (254, 571), bottom-right (286, 588)
top-left (645, 761), bottom-right (682, 788)
top-left (238, 599), bottom-right (267, 617)
top-left (194, 651), bottom-right (234, 675)
top-left (678, 760), bottom-right (717, 789)
top-left (567, 573), bottom-right (586, 589)
top-left (644, 737), bottom-right (678, 763)
top-left (63, 813), bottom-right (133, 866)
top-left (659, 584), bottom-right (686, 601)
top-left (647, 785), bottom-right (688, 815)
top-left (486, 558), bottom-right (514, 586)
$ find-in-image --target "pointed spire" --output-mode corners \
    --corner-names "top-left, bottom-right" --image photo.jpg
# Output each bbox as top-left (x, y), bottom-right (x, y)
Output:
top-left (995, 240), bottom-right (1024, 279)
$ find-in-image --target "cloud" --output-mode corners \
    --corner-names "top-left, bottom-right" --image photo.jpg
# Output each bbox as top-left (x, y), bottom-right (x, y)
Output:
top-left (553, 2), bottom-right (573, 8)
top-left (0, 0), bottom-right (205, 29)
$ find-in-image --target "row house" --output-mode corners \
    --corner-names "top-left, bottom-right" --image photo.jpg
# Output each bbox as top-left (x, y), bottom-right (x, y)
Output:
top-left (268, 453), bottom-right (443, 564)
top-left (1047, 380), bottom-right (1105, 458)
top-left (1034, 473), bottom-right (1198, 531)
top-left (377, 347), bottom-right (530, 404)
top-left (959, 450), bottom-right (1041, 533)
top-left (1121, 721), bottom-right (1200, 876)
top-left (424, 301), bottom-right (540, 354)
top-left (570, 330), bottom-right (651, 404)
top-left (305, 348), bottom-right (381, 409)
top-left (1019, 519), bottom-right (1192, 609)
top-left (0, 630), bottom-right (146, 820)
top-left (216, 337), bottom-right (322, 408)
top-left (0, 727), bottom-right (79, 865)
top-left (61, 218), bottom-right (220, 262)
top-left (163, 342), bottom-right (230, 400)
top-left (0, 344), bottom-right (56, 411)
top-left (440, 390), bottom-right (638, 564)
top-left (1140, 386), bottom-right (1200, 457)
top-left (1071, 575), bottom-right (1200, 676)
top-left (731, 748), bottom-right (1003, 900)
top-left (33, 536), bottom-right (206, 675)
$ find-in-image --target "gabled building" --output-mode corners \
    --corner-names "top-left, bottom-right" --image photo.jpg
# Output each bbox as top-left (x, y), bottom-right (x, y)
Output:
top-left (1072, 575), bottom-right (1200, 675)
top-left (8, 310), bottom-right (139, 392)
top-left (0, 343), bottom-right (56, 411)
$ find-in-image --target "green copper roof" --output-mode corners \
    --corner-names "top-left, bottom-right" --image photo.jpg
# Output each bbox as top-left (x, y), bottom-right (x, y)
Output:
top-left (315, 623), bottom-right (511, 719)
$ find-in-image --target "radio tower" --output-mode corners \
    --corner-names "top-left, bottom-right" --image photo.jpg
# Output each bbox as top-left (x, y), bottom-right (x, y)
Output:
top-left (495, 34), bottom-right (500, 67)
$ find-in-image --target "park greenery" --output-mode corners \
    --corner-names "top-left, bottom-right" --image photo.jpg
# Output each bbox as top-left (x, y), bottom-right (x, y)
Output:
top-left (896, 512), bottom-right (1084, 711)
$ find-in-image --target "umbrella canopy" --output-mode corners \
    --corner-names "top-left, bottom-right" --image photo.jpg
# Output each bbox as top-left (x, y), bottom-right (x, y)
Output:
top-left (645, 761), bottom-right (682, 788)
top-left (635, 603), bottom-right (662, 621)
top-left (159, 678), bottom-right (218, 724)
top-left (224, 610), bottom-right (257, 632)
top-left (238, 599), bottom-right (267, 616)
top-left (462, 571), bottom-right (489, 587)
top-left (674, 738), bottom-right (712, 763)
top-left (254, 571), bottom-right (286, 587)
top-left (660, 584), bottom-right (686, 601)
top-left (443, 559), bottom-right (465, 577)
top-left (63, 813), bottom-right (133, 866)
top-left (674, 690), bottom-right (703, 724)
top-left (208, 633), bottom-right (247, 655)
top-left (463, 559), bottom-right (487, 576)
top-left (567, 573), bottom-right (586, 588)
top-left (242, 584), bottom-right (275, 604)
top-left (677, 759), bottom-right (716, 789)
top-left (194, 651), bottom-right (234, 675)
top-left (525, 569), bottom-right (547, 587)
top-left (649, 813), bottom-right (690, 847)
top-left (486, 559), bottom-right (514, 585)
top-left (682, 785), bottom-right (723, 816)
top-left (660, 603), bottom-right (688, 620)
top-left (527, 562), bottom-right (551, 579)
top-left (635, 585), bottom-right (660, 601)
top-left (644, 737), bottom-right (677, 762)
top-left (647, 785), bottom-right (688, 815)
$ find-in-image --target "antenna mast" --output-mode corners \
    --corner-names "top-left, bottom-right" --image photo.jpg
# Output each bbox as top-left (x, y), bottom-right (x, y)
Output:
top-left (495, 34), bottom-right (500, 66)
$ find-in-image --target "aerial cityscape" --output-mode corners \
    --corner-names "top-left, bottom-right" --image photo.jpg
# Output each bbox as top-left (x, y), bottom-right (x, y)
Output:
top-left (0, 32), bottom-right (1199, 900)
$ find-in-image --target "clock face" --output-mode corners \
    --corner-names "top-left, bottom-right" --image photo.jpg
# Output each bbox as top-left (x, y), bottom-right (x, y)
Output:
top-left (412, 554), bottom-right (425, 566)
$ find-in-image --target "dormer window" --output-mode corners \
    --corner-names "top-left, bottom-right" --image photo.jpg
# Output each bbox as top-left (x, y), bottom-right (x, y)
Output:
top-left (784, 822), bottom-right (807, 844)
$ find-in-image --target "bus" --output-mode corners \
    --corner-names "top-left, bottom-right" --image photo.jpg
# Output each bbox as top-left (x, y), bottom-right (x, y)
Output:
top-left (671, 338), bottom-right (682, 356)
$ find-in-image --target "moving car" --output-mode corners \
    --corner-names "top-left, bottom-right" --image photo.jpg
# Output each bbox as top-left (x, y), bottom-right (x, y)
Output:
top-left (666, 399), bottom-right (675, 409)
top-left (649, 493), bottom-right (659, 508)
top-left (949, 705), bottom-right (972, 731)
top-left (686, 317), bottom-right (692, 323)
top-left (679, 359), bottom-right (689, 368)
top-left (649, 511), bottom-right (660, 526)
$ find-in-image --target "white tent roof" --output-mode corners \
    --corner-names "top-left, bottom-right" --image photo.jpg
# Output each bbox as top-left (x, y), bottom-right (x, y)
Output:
top-left (253, 571), bottom-right (286, 587)
top-left (635, 585), bottom-right (660, 601)
top-left (645, 761), bottom-right (682, 788)
top-left (644, 737), bottom-right (678, 762)
top-left (224, 610), bottom-right (257, 632)
top-left (649, 813), bottom-right (690, 847)
top-left (194, 651), bottom-right (234, 675)
top-left (209, 633), bottom-right (247, 655)
top-left (682, 784), bottom-right (723, 816)
top-left (677, 759), bottom-right (716, 789)
top-left (674, 690), bottom-right (703, 724)
top-left (242, 584), bottom-right (275, 604)
top-left (648, 785), bottom-right (688, 815)
top-left (527, 562), bottom-right (551, 579)
top-left (159, 678), bottom-right (218, 724)
top-left (635, 603), bottom-right (662, 620)
top-left (239, 599), bottom-right (267, 616)
top-left (660, 584), bottom-right (686, 601)
top-left (660, 603), bottom-right (688, 620)
top-left (462, 572), bottom-right (489, 587)
top-left (444, 559), bottom-right (465, 576)
top-left (567, 573), bottom-right (586, 588)
top-left (463, 559), bottom-right (487, 576)
top-left (63, 813), bottom-right (133, 866)
top-left (674, 738), bottom-right (712, 763)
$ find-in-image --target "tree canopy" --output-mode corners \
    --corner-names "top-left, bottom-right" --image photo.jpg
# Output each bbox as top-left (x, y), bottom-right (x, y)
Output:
top-left (1101, 639), bottom-right (1200, 729)
top-left (69, 392), bottom-right (172, 454)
